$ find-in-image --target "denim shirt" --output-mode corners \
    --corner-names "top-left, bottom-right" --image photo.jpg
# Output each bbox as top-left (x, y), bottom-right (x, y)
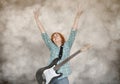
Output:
top-left (41, 29), bottom-right (77, 79)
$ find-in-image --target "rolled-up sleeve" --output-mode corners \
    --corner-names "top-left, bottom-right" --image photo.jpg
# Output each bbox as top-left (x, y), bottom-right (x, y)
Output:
top-left (41, 33), bottom-right (54, 50)
top-left (67, 29), bottom-right (77, 48)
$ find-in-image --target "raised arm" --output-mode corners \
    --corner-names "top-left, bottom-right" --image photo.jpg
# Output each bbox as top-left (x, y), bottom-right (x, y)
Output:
top-left (72, 5), bottom-right (83, 30)
top-left (33, 9), bottom-right (46, 33)
top-left (66, 6), bottom-right (83, 48)
top-left (33, 9), bottom-right (54, 50)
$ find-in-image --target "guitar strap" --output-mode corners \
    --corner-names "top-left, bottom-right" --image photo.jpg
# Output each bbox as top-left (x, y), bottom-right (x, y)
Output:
top-left (58, 46), bottom-right (63, 61)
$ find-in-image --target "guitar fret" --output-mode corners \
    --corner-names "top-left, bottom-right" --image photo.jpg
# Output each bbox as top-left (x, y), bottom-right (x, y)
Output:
top-left (54, 50), bottom-right (81, 71)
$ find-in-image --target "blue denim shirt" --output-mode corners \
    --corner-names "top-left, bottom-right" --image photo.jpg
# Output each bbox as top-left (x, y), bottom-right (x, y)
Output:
top-left (41, 29), bottom-right (77, 79)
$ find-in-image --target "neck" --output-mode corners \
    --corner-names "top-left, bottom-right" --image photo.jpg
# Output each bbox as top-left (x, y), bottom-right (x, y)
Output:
top-left (56, 43), bottom-right (62, 47)
top-left (54, 49), bottom-right (81, 71)
top-left (57, 44), bottom-right (62, 47)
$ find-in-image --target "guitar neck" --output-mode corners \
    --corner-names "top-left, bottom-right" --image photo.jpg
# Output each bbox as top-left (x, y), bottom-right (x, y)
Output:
top-left (54, 49), bottom-right (81, 71)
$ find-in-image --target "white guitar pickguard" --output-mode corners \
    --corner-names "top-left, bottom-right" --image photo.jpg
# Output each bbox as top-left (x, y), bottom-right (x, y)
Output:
top-left (43, 65), bottom-right (60, 84)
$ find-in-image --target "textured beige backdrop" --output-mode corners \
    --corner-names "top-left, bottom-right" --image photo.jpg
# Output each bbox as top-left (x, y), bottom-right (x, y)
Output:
top-left (0, 0), bottom-right (120, 84)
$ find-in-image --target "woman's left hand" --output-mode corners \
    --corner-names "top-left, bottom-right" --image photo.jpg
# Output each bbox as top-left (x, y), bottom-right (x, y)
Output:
top-left (72, 5), bottom-right (84, 30)
top-left (76, 5), bottom-right (83, 18)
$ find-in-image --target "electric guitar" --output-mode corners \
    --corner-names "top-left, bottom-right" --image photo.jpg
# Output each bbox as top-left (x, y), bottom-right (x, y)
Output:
top-left (36, 44), bottom-right (92, 84)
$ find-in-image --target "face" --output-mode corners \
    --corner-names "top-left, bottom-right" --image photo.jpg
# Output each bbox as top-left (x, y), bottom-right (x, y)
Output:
top-left (52, 33), bottom-right (62, 45)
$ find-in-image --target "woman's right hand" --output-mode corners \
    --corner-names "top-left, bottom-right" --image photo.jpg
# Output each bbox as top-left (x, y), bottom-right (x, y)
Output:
top-left (33, 8), bottom-right (46, 33)
top-left (33, 8), bottom-right (40, 19)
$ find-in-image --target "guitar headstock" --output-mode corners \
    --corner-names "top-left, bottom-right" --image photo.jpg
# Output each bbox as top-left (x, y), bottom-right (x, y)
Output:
top-left (81, 44), bottom-right (92, 52)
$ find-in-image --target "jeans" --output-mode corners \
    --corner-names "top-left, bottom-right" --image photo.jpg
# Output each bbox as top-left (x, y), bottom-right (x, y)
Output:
top-left (51, 77), bottom-right (69, 84)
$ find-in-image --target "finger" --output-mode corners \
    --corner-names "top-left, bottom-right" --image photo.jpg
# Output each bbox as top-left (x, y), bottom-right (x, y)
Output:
top-left (33, 10), bottom-right (37, 15)
top-left (37, 8), bottom-right (40, 11)
top-left (33, 9), bottom-right (36, 13)
top-left (33, 10), bottom-right (35, 13)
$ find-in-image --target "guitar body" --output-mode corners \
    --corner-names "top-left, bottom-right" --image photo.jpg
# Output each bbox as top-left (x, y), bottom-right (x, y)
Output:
top-left (36, 45), bottom-right (91, 84)
top-left (36, 58), bottom-right (62, 84)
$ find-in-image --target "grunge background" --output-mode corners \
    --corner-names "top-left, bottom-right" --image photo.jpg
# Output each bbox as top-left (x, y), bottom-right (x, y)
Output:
top-left (0, 0), bottom-right (120, 84)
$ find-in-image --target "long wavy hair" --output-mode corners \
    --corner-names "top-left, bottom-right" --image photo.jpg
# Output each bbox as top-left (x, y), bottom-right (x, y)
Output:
top-left (51, 32), bottom-right (65, 46)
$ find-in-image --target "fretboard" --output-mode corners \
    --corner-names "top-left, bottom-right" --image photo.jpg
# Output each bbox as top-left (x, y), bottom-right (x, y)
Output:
top-left (54, 49), bottom-right (81, 71)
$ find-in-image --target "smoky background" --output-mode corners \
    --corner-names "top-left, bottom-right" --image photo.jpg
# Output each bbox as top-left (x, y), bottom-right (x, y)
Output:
top-left (0, 0), bottom-right (120, 84)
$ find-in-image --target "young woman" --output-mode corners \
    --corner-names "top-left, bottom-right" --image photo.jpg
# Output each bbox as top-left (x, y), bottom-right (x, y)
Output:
top-left (34, 6), bottom-right (83, 84)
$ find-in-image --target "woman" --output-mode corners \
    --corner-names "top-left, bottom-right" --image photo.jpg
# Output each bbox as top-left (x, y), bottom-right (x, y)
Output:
top-left (33, 6), bottom-right (83, 84)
